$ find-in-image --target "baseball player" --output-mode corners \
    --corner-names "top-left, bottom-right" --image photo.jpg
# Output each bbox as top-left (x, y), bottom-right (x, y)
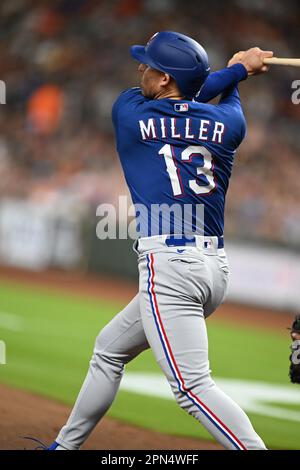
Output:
top-left (43, 32), bottom-right (274, 450)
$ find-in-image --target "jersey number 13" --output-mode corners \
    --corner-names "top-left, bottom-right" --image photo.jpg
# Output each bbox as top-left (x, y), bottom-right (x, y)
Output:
top-left (158, 144), bottom-right (216, 197)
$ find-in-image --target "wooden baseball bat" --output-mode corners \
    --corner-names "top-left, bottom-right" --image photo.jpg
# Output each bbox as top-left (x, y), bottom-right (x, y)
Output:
top-left (263, 57), bottom-right (300, 67)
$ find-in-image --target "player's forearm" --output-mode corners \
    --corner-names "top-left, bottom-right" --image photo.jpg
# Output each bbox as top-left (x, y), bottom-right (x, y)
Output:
top-left (218, 84), bottom-right (242, 108)
top-left (196, 63), bottom-right (248, 103)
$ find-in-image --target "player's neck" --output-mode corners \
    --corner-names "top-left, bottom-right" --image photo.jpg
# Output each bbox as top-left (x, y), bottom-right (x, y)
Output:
top-left (154, 88), bottom-right (184, 100)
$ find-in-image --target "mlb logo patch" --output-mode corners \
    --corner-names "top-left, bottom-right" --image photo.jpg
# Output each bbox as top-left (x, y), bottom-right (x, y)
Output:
top-left (174, 103), bottom-right (189, 112)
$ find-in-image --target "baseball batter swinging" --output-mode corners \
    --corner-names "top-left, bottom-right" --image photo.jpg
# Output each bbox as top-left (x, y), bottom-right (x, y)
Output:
top-left (47, 32), bottom-right (274, 450)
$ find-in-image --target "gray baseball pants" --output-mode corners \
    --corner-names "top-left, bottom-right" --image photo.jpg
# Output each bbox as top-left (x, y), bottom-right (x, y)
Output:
top-left (56, 236), bottom-right (266, 450)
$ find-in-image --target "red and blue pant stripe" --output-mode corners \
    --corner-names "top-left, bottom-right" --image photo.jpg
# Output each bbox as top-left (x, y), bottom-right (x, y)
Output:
top-left (146, 253), bottom-right (246, 451)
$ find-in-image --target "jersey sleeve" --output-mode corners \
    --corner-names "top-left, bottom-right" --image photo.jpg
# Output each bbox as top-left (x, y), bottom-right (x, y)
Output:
top-left (195, 63), bottom-right (248, 103)
top-left (217, 84), bottom-right (247, 145)
top-left (218, 83), bottom-right (242, 107)
top-left (112, 87), bottom-right (147, 128)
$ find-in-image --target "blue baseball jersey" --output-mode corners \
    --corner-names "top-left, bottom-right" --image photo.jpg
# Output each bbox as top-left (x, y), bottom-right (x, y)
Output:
top-left (112, 65), bottom-right (247, 237)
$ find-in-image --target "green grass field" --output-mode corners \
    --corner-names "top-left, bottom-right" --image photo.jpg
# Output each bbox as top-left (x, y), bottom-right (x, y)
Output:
top-left (0, 280), bottom-right (299, 449)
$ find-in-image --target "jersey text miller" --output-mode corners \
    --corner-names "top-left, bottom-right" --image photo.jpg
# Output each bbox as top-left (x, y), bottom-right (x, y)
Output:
top-left (139, 117), bottom-right (225, 143)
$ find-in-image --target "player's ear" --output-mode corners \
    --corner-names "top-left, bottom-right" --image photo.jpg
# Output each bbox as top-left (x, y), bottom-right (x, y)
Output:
top-left (161, 73), bottom-right (171, 87)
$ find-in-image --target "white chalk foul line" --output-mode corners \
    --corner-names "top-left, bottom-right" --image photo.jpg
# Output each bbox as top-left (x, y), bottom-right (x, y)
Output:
top-left (0, 311), bottom-right (86, 339)
top-left (0, 311), bottom-right (24, 332)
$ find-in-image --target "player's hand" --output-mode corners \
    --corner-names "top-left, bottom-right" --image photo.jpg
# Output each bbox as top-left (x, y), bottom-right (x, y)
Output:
top-left (228, 48), bottom-right (274, 76)
top-left (228, 51), bottom-right (245, 68)
top-left (291, 332), bottom-right (300, 341)
top-left (290, 315), bottom-right (300, 341)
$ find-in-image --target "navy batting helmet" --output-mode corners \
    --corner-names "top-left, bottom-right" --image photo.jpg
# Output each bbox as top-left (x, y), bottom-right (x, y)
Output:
top-left (130, 31), bottom-right (210, 99)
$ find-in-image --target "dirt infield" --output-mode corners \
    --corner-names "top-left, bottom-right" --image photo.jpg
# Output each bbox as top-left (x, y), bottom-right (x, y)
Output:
top-left (0, 383), bottom-right (220, 450)
top-left (0, 265), bottom-right (293, 450)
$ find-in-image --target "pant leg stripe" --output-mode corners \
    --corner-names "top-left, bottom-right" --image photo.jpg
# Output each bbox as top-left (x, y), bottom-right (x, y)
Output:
top-left (146, 253), bottom-right (246, 451)
top-left (146, 255), bottom-right (181, 390)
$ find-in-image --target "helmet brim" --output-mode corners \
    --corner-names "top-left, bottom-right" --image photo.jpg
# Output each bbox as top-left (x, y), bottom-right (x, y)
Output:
top-left (130, 45), bottom-right (147, 63)
top-left (130, 45), bottom-right (162, 72)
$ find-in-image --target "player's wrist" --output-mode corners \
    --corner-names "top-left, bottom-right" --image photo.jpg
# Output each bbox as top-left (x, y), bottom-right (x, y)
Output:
top-left (227, 63), bottom-right (249, 81)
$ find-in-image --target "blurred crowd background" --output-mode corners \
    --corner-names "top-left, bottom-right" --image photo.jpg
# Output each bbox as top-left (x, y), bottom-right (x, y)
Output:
top-left (0, 0), bottom-right (299, 247)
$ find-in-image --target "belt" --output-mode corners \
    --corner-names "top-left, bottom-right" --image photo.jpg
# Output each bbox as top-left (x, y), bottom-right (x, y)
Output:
top-left (135, 235), bottom-right (225, 254)
top-left (165, 235), bottom-right (224, 249)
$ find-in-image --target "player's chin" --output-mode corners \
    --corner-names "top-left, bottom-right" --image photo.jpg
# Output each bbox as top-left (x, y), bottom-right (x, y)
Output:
top-left (140, 85), bottom-right (154, 99)
top-left (141, 88), bottom-right (150, 98)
